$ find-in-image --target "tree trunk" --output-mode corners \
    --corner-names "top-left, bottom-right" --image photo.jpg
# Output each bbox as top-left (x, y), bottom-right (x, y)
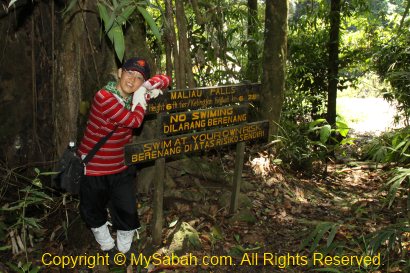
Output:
top-left (175, 0), bottom-right (195, 88)
top-left (190, 0), bottom-right (207, 25)
top-left (54, 2), bottom-right (84, 155)
top-left (126, 11), bottom-right (164, 194)
top-left (164, 29), bottom-right (173, 77)
top-left (327, 0), bottom-right (341, 126)
top-left (126, 12), bottom-right (156, 68)
top-left (261, 0), bottom-right (288, 136)
top-left (165, 0), bottom-right (183, 89)
top-left (246, 0), bottom-right (258, 83)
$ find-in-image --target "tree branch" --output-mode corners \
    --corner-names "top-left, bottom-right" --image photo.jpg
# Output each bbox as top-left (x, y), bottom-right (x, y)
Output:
top-left (397, 0), bottom-right (410, 35)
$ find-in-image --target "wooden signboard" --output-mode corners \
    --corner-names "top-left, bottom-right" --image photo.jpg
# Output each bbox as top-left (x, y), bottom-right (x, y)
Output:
top-left (130, 82), bottom-right (267, 245)
top-left (125, 121), bottom-right (269, 165)
top-left (147, 83), bottom-right (260, 114)
top-left (160, 105), bottom-right (249, 135)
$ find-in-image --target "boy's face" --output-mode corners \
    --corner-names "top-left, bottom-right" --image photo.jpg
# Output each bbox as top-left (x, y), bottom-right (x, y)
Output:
top-left (116, 68), bottom-right (144, 96)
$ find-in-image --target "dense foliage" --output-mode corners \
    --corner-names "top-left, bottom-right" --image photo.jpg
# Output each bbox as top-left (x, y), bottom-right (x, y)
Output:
top-left (284, 0), bottom-right (409, 123)
top-left (373, 28), bottom-right (410, 123)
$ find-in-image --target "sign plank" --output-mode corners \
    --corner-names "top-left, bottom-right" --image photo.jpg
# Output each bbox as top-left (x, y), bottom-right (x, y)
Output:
top-left (125, 120), bottom-right (269, 165)
top-left (147, 83), bottom-right (260, 114)
top-left (160, 105), bottom-right (249, 135)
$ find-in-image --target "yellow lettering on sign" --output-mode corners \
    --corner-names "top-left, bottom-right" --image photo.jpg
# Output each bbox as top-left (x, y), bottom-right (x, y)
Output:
top-left (130, 122), bottom-right (268, 163)
top-left (209, 87), bottom-right (235, 96)
top-left (163, 120), bottom-right (207, 134)
top-left (169, 113), bottom-right (187, 124)
top-left (170, 90), bottom-right (203, 100)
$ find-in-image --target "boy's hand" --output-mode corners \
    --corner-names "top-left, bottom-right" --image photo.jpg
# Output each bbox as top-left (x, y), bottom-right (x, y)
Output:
top-left (132, 74), bottom-right (171, 110)
top-left (131, 86), bottom-right (148, 111)
top-left (143, 74), bottom-right (172, 90)
top-left (147, 88), bottom-right (163, 99)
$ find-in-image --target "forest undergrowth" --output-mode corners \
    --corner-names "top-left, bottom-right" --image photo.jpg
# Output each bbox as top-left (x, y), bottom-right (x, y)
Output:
top-left (0, 132), bottom-right (409, 273)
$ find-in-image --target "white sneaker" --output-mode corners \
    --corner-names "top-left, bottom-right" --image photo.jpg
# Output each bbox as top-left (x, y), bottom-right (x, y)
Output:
top-left (91, 222), bottom-right (115, 251)
top-left (117, 229), bottom-right (135, 253)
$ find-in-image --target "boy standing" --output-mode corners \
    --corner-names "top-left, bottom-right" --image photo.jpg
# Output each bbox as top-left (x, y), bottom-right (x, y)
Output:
top-left (78, 57), bottom-right (170, 257)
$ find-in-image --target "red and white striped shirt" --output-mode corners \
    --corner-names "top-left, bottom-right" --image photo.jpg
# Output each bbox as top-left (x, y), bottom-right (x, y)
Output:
top-left (78, 89), bottom-right (145, 176)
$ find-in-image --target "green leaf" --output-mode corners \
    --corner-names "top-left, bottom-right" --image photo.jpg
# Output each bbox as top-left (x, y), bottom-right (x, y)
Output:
top-left (62, 0), bottom-right (78, 16)
top-left (228, 245), bottom-right (244, 256)
top-left (211, 226), bottom-right (223, 240)
top-left (308, 126), bottom-right (321, 133)
top-left (6, 262), bottom-right (23, 273)
top-left (112, 26), bottom-right (125, 61)
top-left (116, 5), bottom-right (136, 26)
top-left (327, 224), bottom-right (339, 247)
top-left (22, 217), bottom-right (42, 229)
top-left (188, 233), bottom-right (201, 248)
top-left (107, 28), bottom-right (115, 44)
top-left (392, 140), bottom-right (407, 151)
top-left (30, 190), bottom-right (53, 201)
top-left (32, 178), bottom-right (42, 188)
top-left (234, 234), bottom-right (240, 243)
top-left (310, 223), bottom-right (332, 251)
top-left (400, 140), bottom-right (410, 155)
top-left (34, 168), bottom-right (40, 175)
top-left (320, 125), bottom-right (332, 144)
top-left (371, 145), bottom-right (388, 163)
top-left (387, 171), bottom-right (408, 208)
top-left (300, 224), bottom-right (321, 250)
top-left (335, 120), bottom-right (349, 137)
top-left (21, 262), bottom-right (32, 272)
top-left (391, 134), bottom-right (399, 147)
top-left (309, 118), bottom-right (327, 129)
top-left (97, 3), bottom-right (110, 35)
top-left (97, 3), bottom-right (109, 21)
top-left (340, 137), bottom-right (355, 145)
top-left (368, 231), bottom-right (391, 254)
top-left (39, 171), bottom-right (59, 176)
top-left (105, 13), bottom-right (117, 35)
top-left (137, 6), bottom-right (161, 42)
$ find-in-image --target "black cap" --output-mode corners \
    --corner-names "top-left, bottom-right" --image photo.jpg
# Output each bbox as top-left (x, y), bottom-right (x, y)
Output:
top-left (122, 57), bottom-right (151, 80)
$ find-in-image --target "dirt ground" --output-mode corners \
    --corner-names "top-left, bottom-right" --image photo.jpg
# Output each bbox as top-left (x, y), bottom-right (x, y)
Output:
top-left (14, 145), bottom-right (406, 273)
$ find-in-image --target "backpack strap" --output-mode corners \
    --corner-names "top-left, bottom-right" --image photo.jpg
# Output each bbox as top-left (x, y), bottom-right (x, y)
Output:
top-left (82, 125), bottom-right (118, 165)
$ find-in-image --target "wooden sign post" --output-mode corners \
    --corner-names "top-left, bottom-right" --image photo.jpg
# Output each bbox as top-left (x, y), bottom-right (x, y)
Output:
top-left (125, 83), bottom-right (269, 245)
top-left (152, 115), bottom-right (165, 246)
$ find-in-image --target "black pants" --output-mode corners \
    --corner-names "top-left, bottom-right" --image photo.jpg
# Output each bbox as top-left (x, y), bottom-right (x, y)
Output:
top-left (79, 168), bottom-right (140, 230)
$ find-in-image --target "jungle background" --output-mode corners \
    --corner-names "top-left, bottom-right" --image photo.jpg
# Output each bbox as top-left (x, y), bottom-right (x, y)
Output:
top-left (0, 0), bottom-right (409, 272)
